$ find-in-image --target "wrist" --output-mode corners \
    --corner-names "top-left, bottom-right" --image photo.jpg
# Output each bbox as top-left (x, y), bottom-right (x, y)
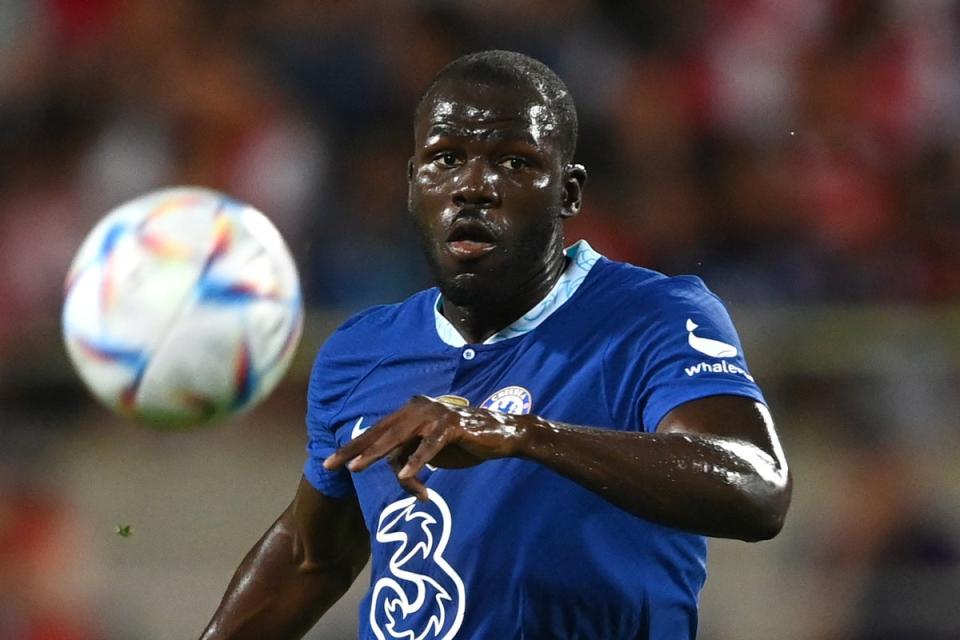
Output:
top-left (512, 413), bottom-right (554, 459)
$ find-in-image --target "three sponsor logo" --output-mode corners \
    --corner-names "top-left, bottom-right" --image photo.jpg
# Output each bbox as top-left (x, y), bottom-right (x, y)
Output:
top-left (371, 489), bottom-right (465, 640)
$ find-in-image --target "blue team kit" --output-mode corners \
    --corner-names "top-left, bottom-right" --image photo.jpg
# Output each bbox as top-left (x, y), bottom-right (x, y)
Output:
top-left (304, 241), bottom-right (765, 639)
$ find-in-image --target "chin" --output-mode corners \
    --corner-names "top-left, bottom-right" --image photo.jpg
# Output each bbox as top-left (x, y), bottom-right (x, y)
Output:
top-left (437, 272), bottom-right (496, 308)
top-left (424, 246), bottom-right (498, 307)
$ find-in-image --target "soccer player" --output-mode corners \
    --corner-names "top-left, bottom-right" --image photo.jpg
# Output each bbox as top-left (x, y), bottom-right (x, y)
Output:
top-left (200, 50), bottom-right (791, 640)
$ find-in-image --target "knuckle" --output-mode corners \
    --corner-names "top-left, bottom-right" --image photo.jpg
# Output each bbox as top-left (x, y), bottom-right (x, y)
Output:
top-left (422, 430), bottom-right (449, 450)
top-left (419, 418), bottom-right (441, 436)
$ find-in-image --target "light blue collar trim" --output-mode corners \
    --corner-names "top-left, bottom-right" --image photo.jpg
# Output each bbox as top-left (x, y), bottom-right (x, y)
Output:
top-left (434, 239), bottom-right (602, 347)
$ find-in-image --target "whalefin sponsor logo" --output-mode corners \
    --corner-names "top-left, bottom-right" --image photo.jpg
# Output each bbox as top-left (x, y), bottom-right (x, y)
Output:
top-left (684, 360), bottom-right (754, 382)
top-left (686, 319), bottom-right (738, 357)
top-left (684, 318), bottom-right (754, 381)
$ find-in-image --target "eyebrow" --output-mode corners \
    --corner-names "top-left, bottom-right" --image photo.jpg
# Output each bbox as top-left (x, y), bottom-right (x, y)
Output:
top-left (425, 124), bottom-right (540, 146)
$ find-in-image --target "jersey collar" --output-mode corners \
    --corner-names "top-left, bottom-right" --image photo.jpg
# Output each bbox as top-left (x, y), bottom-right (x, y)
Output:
top-left (434, 239), bottom-right (602, 347)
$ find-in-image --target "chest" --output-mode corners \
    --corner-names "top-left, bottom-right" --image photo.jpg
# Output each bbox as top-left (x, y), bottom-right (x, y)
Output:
top-left (331, 338), bottom-right (613, 513)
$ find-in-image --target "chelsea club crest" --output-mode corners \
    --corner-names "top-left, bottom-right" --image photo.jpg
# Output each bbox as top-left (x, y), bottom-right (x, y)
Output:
top-left (481, 386), bottom-right (532, 415)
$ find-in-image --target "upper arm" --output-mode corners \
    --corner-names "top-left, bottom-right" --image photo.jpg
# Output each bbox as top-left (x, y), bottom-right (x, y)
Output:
top-left (289, 475), bottom-right (369, 576)
top-left (657, 395), bottom-right (789, 477)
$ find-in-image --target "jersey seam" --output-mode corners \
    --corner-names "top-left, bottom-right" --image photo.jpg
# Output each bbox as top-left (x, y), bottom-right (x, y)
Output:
top-left (599, 335), bottom-right (617, 427)
top-left (316, 353), bottom-right (394, 437)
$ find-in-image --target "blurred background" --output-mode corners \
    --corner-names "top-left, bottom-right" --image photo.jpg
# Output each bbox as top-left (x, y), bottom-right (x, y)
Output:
top-left (2, 0), bottom-right (960, 638)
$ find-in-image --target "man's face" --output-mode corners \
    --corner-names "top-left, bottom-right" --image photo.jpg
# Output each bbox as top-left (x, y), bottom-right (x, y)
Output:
top-left (408, 79), bottom-right (576, 308)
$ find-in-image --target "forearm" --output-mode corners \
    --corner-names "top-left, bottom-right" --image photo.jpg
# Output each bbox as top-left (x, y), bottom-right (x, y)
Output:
top-left (517, 416), bottom-right (790, 541)
top-left (201, 510), bottom-right (368, 640)
top-left (325, 396), bottom-right (790, 541)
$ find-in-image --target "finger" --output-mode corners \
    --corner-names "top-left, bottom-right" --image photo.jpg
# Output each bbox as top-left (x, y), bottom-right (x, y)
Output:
top-left (387, 441), bottom-right (417, 475)
top-left (323, 410), bottom-right (408, 470)
top-left (345, 436), bottom-right (407, 473)
top-left (335, 412), bottom-right (435, 474)
top-left (387, 446), bottom-right (404, 474)
top-left (398, 428), bottom-right (453, 480)
top-left (346, 418), bottom-right (438, 473)
top-left (387, 444), bottom-right (428, 500)
top-left (398, 473), bottom-right (429, 502)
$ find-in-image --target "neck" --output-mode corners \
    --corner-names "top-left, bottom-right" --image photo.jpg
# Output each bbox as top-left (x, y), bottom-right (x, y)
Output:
top-left (442, 250), bottom-right (568, 344)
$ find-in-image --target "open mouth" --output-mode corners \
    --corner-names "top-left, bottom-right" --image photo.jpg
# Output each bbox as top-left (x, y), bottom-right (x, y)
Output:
top-left (445, 218), bottom-right (498, 260)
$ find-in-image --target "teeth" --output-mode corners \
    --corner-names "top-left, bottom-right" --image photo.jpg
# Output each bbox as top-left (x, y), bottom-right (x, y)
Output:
top-left (447, 239), bottom-right (496, 257)
top-left (450, 236), bottom-right (491, 243)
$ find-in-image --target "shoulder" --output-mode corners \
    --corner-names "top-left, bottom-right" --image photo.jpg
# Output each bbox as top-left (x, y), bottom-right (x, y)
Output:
top-left (582, 258), bottom-right (744, 360)
top-left (588, 257), bottom-right (721, 315)
top-left (305, 288), bottom-right (437, 419)
top-left (307, 288), bottom-right (437, 386)
top-left (320, 288), bottom-right (438, 354)
top-left (590, 260), bottom-right (763, 430)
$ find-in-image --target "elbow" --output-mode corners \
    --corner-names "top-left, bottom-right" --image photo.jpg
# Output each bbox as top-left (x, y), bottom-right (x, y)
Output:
top-left (738, 473), bottom-right (792, 542)
top-left (740, 505), bottom-right (787, 542)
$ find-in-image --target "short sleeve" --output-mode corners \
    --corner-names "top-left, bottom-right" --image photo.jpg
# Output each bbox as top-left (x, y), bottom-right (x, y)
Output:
top-left (605, 275), bottom-right (766, 432)
top-left (302, 329), bottom-right (363, 498)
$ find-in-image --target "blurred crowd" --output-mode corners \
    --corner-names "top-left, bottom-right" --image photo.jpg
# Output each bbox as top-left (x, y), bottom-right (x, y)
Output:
top-left (2, 1), bottom-right (960, 639)
top-left (3, 0), bottom-right (960, 353)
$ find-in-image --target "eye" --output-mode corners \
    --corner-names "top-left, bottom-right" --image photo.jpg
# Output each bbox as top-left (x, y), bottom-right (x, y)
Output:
top-left (432, 152), bottom-right (461, 168)
top-left (498, 156), bottom-right (529, 170)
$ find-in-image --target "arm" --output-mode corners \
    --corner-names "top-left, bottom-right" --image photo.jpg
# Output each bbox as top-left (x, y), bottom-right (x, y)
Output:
top-left (518, 395), bottom-right (791, 541)
top-left (324, 394), bottom-right (791, 542)
top-left (200, 476), bottom-right (369, 640)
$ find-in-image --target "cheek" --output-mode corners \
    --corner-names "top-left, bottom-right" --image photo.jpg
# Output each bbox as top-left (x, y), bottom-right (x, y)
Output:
top-left (413, 167), bottom-right (448, 198)
top-left (510, 166), bottom-right (560, 196)
top-left (409, 173), bottom-right (437, 212)
top-left (532, 174), bottom-right (551, 190)
top-left (507, 173), bottom-right (560, 210)
top-left (409, 172), bottom-right (449, 233)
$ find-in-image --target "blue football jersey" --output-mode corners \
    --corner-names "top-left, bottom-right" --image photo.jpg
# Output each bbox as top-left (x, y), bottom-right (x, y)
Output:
top-left (304, 241), bottom-right (765, 639)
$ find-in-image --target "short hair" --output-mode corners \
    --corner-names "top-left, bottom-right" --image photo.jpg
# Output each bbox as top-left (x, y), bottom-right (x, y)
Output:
top-left (415, 50), bottom-right (579, 164)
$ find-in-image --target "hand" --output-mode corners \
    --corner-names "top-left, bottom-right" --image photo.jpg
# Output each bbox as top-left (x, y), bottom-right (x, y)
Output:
top-left (323, 396), bottom-right (529, 500)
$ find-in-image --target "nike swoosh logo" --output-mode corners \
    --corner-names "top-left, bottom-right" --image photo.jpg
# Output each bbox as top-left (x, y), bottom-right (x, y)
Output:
top-left (686, 318), bottom-right (738, 358)
top-left (351, 416), bottom-right (369, 439)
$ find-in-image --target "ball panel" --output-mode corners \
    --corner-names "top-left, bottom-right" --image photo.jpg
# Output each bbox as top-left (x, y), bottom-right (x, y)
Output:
top-left (202, 204), bottom-right (300, 302)
top-left (134, 305), bottom-right (247, 427)
top-left (64, 334), bottom-right (146, 412)
top-left (101, 237), bottom-right (201, 345)
top-left (240, 300), bottom-right (303, 411)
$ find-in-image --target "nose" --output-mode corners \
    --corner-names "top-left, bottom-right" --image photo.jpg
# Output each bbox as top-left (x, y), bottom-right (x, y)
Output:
top-left (452, 158), bottom-right (500, 208)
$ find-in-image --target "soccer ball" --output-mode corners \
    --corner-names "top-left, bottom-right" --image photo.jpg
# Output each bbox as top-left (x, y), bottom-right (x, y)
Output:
top-left (62, 186), bottom-right (303, 429)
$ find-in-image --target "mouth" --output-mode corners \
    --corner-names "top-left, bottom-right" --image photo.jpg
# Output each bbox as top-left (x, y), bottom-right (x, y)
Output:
top-left (444, 217), bottom-right (499, 261)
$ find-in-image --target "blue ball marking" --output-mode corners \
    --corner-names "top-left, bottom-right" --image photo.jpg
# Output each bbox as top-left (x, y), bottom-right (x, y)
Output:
top-left (194, 280), bottom-right (265, 304)
top-left (98, 223), bottom-right (129, 262)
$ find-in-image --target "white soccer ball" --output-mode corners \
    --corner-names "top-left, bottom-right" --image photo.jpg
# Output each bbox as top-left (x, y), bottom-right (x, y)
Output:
top-left (62, 186), bottom-right (304, 429)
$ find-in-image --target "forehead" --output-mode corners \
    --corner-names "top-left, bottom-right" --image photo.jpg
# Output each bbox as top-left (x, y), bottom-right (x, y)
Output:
top-left (416, 79), bottom-right (559, 145)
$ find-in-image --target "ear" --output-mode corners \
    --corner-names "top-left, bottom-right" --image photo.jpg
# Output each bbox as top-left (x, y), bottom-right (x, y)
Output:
top-left (560, 163), bottom-right (587, 218)
top-left (407, 157), bottom-right (415, 213)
